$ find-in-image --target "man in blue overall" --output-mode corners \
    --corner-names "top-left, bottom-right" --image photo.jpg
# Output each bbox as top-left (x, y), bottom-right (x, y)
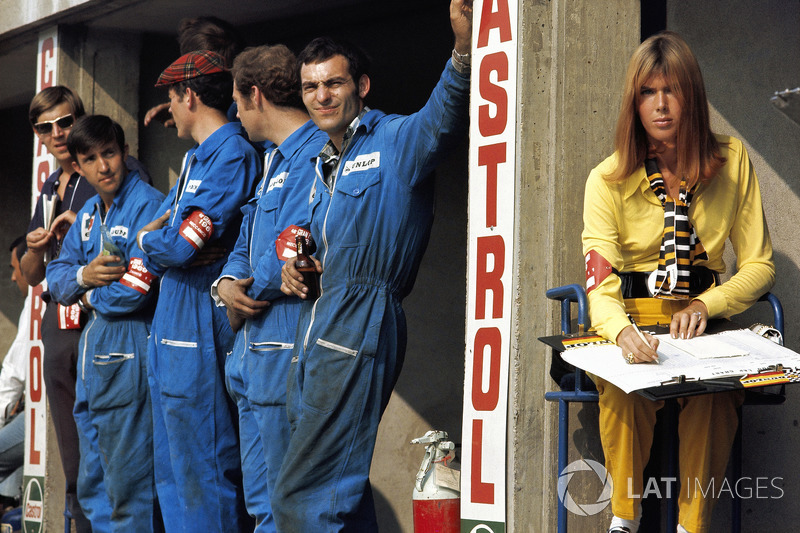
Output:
top-left (211, 44), bottom-right (327, 531)
top-left (277, 1), bottom-right (473, 530)
top-left (137, 51), bottom-right (260, 531)
top-left (46, 115), bottom-right (164, 531)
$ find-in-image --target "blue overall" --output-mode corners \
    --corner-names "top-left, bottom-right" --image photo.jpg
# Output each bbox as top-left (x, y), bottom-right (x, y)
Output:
top-left (46, 171), bottom-right (164, 532)
top-left (140, 122), bottom-right (261, 532)
top-left (271, 59), bottom-right (470, 532)
top-left (218, 120), bottom-right (326, 531)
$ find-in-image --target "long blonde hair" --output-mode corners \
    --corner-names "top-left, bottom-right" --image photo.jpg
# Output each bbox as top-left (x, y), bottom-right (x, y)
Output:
top-left (607, 31), bottom-right (725, 188)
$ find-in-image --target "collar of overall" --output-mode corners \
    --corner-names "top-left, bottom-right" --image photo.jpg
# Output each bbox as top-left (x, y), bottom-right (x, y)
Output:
top-left (645, 158), bottom-right (708, 300)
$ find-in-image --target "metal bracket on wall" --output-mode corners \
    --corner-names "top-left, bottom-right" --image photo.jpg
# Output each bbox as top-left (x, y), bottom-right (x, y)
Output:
top-left (771, 87), bottom-right (800, 126)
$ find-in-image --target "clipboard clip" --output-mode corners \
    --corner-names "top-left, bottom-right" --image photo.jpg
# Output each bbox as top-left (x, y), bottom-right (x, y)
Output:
top-left (660, 375), bottom-right (697, 386)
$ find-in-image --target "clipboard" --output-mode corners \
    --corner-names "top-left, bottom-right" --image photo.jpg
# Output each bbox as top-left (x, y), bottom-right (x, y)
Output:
top-left (540, 319), bottom-right (797, 400)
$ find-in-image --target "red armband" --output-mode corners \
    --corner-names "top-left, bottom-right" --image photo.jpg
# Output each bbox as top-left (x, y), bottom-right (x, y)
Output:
top-left (585, 249), bottom-right (613, 294)
top-left (57, 303), bottom-right (83, 330)
top-left (179, 210), bottom-right (213, 250)
top-left (275, 225), bottom-right (313, 261)
top-left (119, 257), bottom-right (156, 295)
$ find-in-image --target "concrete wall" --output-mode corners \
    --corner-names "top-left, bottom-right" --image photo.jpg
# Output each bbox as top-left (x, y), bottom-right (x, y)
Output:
top-left (0, 104), bottom-right (35, 332)
top-left (511, 0), bottom-right (639, 531)
top-left (670, 2), bottom-right (800, 531)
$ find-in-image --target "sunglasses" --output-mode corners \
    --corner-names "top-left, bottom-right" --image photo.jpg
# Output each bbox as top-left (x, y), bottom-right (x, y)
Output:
top-left (33, 114), bottom-right (75, 135)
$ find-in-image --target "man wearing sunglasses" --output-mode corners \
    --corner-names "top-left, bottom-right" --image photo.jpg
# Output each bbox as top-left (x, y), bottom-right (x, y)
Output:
top-left (21, 85), bottom-right (152, 532)
top-left (22, 85), bottom-right (93, 531)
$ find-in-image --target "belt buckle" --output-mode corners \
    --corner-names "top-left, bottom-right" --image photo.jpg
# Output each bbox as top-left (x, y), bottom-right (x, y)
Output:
top-left (646, 270), bottom-right (660, 297)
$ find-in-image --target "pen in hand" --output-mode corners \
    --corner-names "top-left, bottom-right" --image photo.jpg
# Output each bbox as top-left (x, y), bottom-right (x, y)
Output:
top-left (628, 313), bottom-right (659, 364)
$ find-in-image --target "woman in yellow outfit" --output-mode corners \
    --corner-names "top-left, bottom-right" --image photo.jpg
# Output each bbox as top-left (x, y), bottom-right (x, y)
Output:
top-left (582, 31), bottom-right (774, 533)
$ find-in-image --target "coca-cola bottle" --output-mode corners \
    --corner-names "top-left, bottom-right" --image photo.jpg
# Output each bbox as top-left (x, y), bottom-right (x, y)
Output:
top-left (295, 235), bottom-right (320, 300)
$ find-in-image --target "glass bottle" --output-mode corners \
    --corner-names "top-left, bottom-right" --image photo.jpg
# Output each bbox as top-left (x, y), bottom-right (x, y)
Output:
top-left (295, 235), bottom-right (320, 300)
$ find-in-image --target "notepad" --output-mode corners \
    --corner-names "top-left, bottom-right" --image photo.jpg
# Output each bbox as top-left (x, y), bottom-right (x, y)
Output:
top-left (659, 335), bottom-right (749, 359)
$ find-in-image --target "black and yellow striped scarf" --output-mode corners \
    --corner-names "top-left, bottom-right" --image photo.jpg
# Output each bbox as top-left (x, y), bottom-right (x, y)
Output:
top-left (645, 158), bottom-right (708, 299)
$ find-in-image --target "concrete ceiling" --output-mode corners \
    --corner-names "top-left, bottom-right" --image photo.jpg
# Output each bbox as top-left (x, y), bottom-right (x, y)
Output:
top-left (0, 0), bottom-right (363, 109)
top-left (73, 0), bottom-right (363, 34)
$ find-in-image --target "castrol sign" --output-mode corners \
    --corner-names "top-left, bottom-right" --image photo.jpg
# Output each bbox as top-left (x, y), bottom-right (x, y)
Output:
top-left (23, 26), bottom-right (57, 533)
top-left (461, 0), bottom-right (518, 531)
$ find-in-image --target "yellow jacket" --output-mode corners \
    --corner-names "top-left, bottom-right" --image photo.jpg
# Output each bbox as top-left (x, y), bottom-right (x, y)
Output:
top-left (582, 134), bottom-right (775, 342)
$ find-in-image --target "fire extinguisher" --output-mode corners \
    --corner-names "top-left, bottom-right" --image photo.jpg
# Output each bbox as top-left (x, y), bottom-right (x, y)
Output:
top-left (411, 430), bottom-right (460, 533)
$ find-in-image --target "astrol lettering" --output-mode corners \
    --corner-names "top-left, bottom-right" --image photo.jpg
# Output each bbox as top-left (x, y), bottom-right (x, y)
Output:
top-left (462, 1), bottom-right (518, 531)
top-left (468, 0), bottom-right (514, 510)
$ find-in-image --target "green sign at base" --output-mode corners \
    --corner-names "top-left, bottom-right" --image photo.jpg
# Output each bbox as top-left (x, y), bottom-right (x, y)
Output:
top-left (22, 476), bottom-right (44, 533)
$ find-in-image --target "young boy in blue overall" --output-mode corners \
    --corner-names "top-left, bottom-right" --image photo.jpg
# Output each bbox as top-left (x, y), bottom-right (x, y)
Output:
top-left (46, 115), bottom-right (165, 531)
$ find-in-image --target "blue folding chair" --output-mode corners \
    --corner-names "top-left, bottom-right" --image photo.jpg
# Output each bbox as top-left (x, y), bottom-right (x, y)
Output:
top-left (731, 293), bottom-right (785, 533)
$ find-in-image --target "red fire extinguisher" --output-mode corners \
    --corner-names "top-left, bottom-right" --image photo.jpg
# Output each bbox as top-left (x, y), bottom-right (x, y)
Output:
top-left (411, 430), bottom-right (460, 533)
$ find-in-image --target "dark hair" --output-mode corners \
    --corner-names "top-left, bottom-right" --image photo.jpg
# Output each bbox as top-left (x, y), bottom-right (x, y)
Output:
top-left (67, 115), bottom-right (126, 160)
top-left (29, 85), bottom-right (86, 125)
top-left (9, 236), bottom-right (25, 262)
top-left (178, 16), bottom-right (245, 68)
top-left (297, 37), bottom-right (371, 82)
top-left (171, 72), bottom-right (233, 113)
top-left (233, 45), bottom-right (304, 110)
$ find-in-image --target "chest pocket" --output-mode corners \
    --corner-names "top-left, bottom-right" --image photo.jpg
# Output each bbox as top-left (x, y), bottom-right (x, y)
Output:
top-left (252, 189), bottom-right (280, 260)
top-left (257, 187), bottom-right (280, 213)
top-left (328, 169), bottom-right (382, 249)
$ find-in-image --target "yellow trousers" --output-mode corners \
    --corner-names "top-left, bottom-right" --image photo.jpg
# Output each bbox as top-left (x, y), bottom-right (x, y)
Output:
top-left (592, 298), bottom-right (744, 533)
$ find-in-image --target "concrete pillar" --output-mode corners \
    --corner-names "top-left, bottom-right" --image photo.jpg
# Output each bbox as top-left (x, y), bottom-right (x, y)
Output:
top-left (59, 25), bottom-right (142, 157)
top-left (510, 1), bottom-right (638, 530)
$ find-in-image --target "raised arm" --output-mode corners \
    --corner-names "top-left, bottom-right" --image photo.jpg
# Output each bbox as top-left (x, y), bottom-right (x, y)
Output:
top-left (383, 0), bottom-right (472, 188)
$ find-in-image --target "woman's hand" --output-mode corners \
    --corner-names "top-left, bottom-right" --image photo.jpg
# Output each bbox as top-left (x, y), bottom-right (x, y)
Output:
top-left (616, 325), bottom-right (659, 364)
top-left (670, 300), bottom-right (708, 339)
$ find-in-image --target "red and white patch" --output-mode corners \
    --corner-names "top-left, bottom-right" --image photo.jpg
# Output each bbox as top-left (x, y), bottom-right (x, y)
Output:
top-left (119, 257), bottom-right (156, 294)
top-left (179, 210), bottom-right (213, 250)
top-left (81, 213), bottom-right (94, 242)
top-left (276, 225), bottom-right (313, 261)
top-left (57, 303), bottom-right (82, 330)
top-left (585, 249), bottom-right (613, 293)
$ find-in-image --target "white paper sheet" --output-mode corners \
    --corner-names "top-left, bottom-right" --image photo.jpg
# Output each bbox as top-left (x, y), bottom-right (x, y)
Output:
top-left (560, 329), bottom-right (799, 394)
